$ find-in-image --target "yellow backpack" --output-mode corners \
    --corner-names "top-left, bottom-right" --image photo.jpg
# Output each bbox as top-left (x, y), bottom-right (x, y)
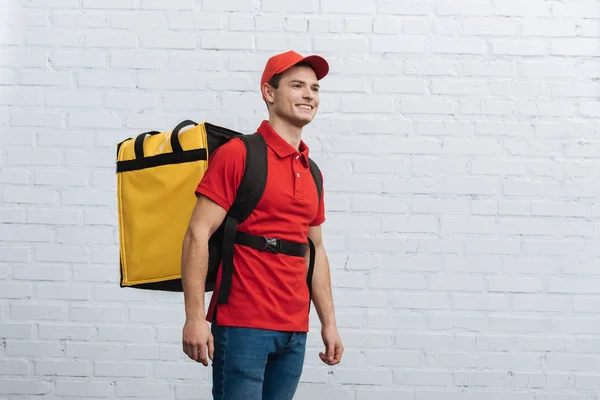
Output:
top-left (116, 120), bottom-right (323, 306)
top-left (116, 120), bottom-right (237, 291)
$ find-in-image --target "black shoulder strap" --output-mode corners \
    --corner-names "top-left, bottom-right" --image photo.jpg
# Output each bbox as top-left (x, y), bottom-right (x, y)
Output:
top-left (229, 134), bottom-right (268, 222)
top-left (306, 156), bottom-right (323, 311)
top-left (217, 133), bottom-right (268, 305)
top-left (308, 157), bottom-right (323, 204)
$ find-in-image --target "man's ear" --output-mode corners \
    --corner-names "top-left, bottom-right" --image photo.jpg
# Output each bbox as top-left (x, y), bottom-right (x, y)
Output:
top-left (262, 83), bottom-right (275, 105)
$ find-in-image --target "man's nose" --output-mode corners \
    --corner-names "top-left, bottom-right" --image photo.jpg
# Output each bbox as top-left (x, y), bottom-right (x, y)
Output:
top-left (302, 88), bottom-right (313, 99)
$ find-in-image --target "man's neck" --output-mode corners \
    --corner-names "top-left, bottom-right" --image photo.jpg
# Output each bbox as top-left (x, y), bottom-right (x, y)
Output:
top-left (268, 117), bottom-right (303, 151)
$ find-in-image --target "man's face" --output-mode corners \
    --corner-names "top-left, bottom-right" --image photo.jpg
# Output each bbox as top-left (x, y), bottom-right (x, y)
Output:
top-left (268, 65), bottom-right (320, 128)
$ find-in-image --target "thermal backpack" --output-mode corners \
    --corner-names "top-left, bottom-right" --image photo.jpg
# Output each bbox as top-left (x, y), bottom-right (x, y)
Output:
top-left (115, 120), bottom-right (322, 305)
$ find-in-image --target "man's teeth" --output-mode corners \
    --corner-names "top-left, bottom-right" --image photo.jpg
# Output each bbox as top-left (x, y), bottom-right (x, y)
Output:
top-left (298, 105), bottom-right (312, 110)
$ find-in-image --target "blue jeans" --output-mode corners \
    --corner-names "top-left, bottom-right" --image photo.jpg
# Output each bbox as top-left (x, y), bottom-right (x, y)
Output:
top-left (211, 321), bottom-right (307, 400)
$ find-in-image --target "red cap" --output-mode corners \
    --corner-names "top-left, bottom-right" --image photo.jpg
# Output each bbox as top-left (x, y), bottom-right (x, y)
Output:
top-left (260, 50), bottom-right (329, 92)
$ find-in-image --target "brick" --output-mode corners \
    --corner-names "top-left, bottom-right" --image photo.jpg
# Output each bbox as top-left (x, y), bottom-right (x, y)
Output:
top-left (437, 1), bottom-right (492, 16)
top-left (140, 32), bottom-right (196, 49)
top-left (429, 275), bottom-right (485, 292)
top-left (28, 209), bottom-right (81, 225)
top-left (334, 368), bottom-right (393, 385)
top-left (0, 282), bottom-right (31, 299)
top-left (262, 0), bottom-right (316, 12)
top-left (373, 16), bottom-right (402, 34)
top-left (379, 0), bottom-right (431, 15)
top-left (0, 359), bottom-right (30, 375)
top-left (85, 30), bottom-right (137, 48)
top-left (464, 239), bottom-right (521, 255)
top-left (494, 0), bottom-right (551, 16)
top-left (321, 0), bottom-right (374, 13)
top-left (38, 324), bottom-right (95, 340)
top-left (83, 0), bottom-right (136, 9)
top-left (26, 28), bottom-right (81, 47)
top-left (111, 51), bottom-right (164, 69)
top-left (203, 0), bottom-right (255, 11)
top-left (553, 39), bottom-right (599, 56)
top-left (56, 226), bottom-right (114, 245)
top-left (488, 277), bottom-right (543, 293)
top-left (52, 11), bottom-right (106, 28)
top-left (35, 360), bottom-right (92, 377)
top-left (463, 17), bottom-right (519, 35)
top-left (201, 33), bottom-right (253, 50)
top-left (0, 323), bottom-right (33, 339)
top-left (524, 20), bottom-right (575, 37)
top-left (55, 381), bottom-right (111, 397)
top-left (97, 325), bottom-right (155, 343)
top-left (453, 294), bottom-right (509, 311)
top-left (73, 265), bottom-right (117, 283)
top-left (441, 217), bottom-right (495, 234)
top-left (95, 361), bottom-right (150, 377)
top-left (553, 1), bottom-right (600, 18)
top-left (6, 341), bottom-right (60, 357)
top-left (37, 284), bottom-right (92, 300)
top-left (372, 36), bottom-right (426, 53)
top-left (394, 293), bottom-right (448, 310)
top-left (341, 96), bottom-right (395, 114)
top-left (431, 38), bottom-right (487, 54)
top-left (70, 306), bottom-right (126, 322)
top-left (351, 196), bottom-right (408, 213)
top-left (66, 343), bottom-right (123, 359)
top-left (0, 379), bottom-right (52, 395)
top-left (0, 224), bottom-right (53, 242)
top-left (373, 78), bottom-right (427, 94)
top-left (370, 273), bottom-right (426, 290)
top-left (129, 307), bottom-right (185, 324)
top-left (490, 316), bottom-right (548, 333)
top-left (499, 218), bottom-right (593, 237)
top-left (13, 265), bottom-right (68, 282)
top-left (115, 382), bottom-right (173, 397)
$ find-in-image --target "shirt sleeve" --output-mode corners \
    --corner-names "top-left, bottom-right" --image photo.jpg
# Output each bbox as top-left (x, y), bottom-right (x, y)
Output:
top-left (195, 138), bottom-right (246, 211)
top-left (310, 171), bottom-right (326, 226)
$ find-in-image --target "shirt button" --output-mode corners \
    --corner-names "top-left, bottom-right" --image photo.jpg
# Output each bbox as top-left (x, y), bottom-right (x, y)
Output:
top-left (297, 173), bottom-right (300, 178)
top-left (296, 155), bottom-right (300, 160)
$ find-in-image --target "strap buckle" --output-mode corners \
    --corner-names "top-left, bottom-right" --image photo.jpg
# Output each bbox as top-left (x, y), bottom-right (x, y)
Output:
top-left (262, 237), bottom-right (280, 254)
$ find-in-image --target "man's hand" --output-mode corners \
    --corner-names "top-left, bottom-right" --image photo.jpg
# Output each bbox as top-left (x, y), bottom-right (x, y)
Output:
top-left (319, 324), bottom-right (343, 366)
top-left (182, 318), bottom-right (214, 366)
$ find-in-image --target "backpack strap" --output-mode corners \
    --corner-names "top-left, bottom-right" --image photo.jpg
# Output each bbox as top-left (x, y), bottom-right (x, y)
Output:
top-left (217, 140), bottom-right (325, 310)
top-left (308, 157), bottom-right (323, 205)
top-left (217, 134), bottom-right (268, 305)
top-left (306, 156), bottom-right (323, 308)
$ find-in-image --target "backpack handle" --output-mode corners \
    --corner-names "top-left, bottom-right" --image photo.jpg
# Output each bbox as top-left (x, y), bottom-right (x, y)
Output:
top-left (133, 120), bottom-right (198, 159)
top-left (134, 130), bottom-right (161, 159)
top-left (171, 120), bottom-right (197, 153)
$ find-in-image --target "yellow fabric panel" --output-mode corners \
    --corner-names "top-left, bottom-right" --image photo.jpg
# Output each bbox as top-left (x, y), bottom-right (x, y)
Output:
top-left (117, 124), bottom-right (208, 286)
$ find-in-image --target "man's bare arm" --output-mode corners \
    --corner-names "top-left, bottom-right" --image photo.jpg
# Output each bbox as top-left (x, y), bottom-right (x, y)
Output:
top-left (308, 225), bottom-right (343, 365)
top-left (181, 194), bottom-right (227, 320)
top-left (181, 195), bottom-right (226, 365)
top-left (308, 225), bottom-right (336, 327)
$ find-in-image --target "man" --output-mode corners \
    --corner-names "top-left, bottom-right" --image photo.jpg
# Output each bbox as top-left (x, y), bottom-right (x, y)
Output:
top-left (180, 50), bottom-right (344, 400)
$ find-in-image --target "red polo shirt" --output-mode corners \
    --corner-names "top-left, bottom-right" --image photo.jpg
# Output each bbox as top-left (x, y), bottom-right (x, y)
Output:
top-left (195, 120), bottom-right (325, 332)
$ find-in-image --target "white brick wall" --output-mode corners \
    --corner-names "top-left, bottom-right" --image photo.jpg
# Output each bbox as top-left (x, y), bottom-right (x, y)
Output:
top-left (1, 0), bottom-right (600, 398)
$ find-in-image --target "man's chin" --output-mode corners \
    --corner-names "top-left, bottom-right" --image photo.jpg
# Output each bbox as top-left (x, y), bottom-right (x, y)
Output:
top-left (285, 115), bottom-right (314, 129)
top-left (294, 112), bottom-right (316, 126)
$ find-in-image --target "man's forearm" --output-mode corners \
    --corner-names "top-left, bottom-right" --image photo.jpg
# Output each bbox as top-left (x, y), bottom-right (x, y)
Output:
top-left (311, 244), bottom-right (337, 327)
top-left (181, 230), bottom-right (208, 321)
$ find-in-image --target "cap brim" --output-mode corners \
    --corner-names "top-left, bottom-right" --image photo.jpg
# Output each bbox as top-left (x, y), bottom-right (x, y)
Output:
top-left (273, 54), bottom-right (329, 81)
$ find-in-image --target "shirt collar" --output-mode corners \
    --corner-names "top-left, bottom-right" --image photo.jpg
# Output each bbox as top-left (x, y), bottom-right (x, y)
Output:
top-left (256, 120), bottom-right (310, 163)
